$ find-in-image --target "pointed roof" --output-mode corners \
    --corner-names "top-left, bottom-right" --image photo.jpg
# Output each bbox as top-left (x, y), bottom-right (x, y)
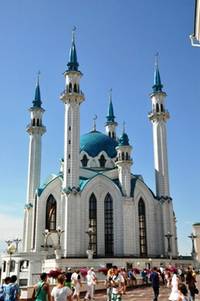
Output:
top-left (67, 27), bottom-right (79, 72)
top-left (152, 53), bottom-right (163, 93)
top-left (106, 89), bottom-right (115, 123)
top-left (32, 73), bottom-right (42, 108)
top-left (118, 122), bottom-right (130, 146)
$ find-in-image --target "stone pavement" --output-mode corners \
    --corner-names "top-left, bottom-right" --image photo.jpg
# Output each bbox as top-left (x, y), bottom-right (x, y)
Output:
top-left (82, 282), bottom-right (200, 301)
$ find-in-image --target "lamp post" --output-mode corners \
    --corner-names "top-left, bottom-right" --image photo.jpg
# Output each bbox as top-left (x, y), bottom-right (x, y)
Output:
top-left (5, 240), bottom-right (16, 276)
top-left (165, 232), bottom-right (173, 259)
top-left (41, 229), bottom-right (51, 251)
top-left (85, 225), bottom-right (94, 259)
top-left (188, 233), bottom-right (197, 259)
top-left (13, 238), bottom-right (22, 252)
top-left (56, 227), bottom-right (64, 249)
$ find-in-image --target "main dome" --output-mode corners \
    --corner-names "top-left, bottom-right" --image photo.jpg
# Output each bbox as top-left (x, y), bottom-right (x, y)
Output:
top-left (80, 131), bottom-right (118, 158)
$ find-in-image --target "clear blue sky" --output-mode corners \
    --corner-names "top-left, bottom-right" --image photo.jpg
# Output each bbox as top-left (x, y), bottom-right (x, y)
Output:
top-left (0, 0), bottom-right (199, 255)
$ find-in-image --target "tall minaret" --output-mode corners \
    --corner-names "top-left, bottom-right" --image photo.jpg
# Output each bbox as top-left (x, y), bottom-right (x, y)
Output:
top-left (23, 75), bottom-right (46, 252)
top-left (105, 89), bottom-right (118, 139)
top-left (148, 55), bottom-right (170, 198)
top-left (60, 28), bottom-right (84, 190)
top-left (115, 125), bottom-right (133, 197)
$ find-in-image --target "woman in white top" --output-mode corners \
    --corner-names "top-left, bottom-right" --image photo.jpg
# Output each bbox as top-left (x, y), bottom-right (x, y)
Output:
top-left (51, 274), bottom-right (72, 301)
top-left (169, 271), bottom-right (179, 301)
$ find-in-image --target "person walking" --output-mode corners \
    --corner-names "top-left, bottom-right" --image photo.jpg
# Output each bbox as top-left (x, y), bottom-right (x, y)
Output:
top-left (84, 268), bottom-right (97, 301)
top-left (71, 270), bottom-right (81, 301)
top-left (186, 268), bottom-right (197, 301)
top-left (110, 266), bottom-right (124, 301)
top-left (4, 275), bottom-right (20, 301)
top-left (51, 274), bottom-right (72, 301)
top-left (178, 283), bottom-right (189, 301)
top-left (150, 267), bottom-right (160, 301)
top-left (34, 273), bottom-right (51, 301)
top-left (65, 268), bottom-right (72, 289)
top-left (105, 268), bottom-right (113, 301)
top-left (169, 270), bottom-right (179, 301)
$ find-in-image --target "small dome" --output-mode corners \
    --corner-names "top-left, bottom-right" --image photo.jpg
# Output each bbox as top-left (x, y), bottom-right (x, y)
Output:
top-left (80, 131), bottom-right (118, 158)
top-left (118, 132), bottom-right (130, 146)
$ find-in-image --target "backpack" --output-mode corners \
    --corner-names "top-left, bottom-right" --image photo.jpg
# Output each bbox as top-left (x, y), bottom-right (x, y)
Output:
top-left (0, 285), bottom-right (5, 301)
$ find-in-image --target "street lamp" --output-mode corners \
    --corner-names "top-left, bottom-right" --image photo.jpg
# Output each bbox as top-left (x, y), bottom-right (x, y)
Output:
top-left (56, 227), bottom-right (64, 249)
top-left (13, 238), bottom-right (22, 252)
top-left (188, 233), bottom-right (197, 258)
top-left (85, 225), bottom-right (94, 251)
top-left (41, 229), bottom-right (51, 251)
top-left (165, 232), bottom-right (173, 259)
top-left (5, 240), bottom-right (16, 276)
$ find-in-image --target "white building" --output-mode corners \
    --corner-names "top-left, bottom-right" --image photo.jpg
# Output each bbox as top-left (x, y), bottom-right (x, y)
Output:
top-left (1, 31), bottom-right (178, 286)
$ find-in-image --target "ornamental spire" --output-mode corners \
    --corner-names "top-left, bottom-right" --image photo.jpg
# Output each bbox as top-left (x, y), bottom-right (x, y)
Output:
top-left (67, 26), bottom-right (79, 72)
top-left (106, 89), bottom-right (115, 123)
top-left (32, 71), bottom-right (42, 108)
top-left (152, 53), bottom-right (163, 93)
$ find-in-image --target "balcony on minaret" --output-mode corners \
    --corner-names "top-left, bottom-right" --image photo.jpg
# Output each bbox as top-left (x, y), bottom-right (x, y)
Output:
top-left (148, 109), bottom-right (170, 122)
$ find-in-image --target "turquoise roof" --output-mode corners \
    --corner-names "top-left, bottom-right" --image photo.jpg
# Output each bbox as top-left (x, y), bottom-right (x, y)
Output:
top-left (67, 30), bottom-right (79, 72)
top-left (80, 130), bottom-right (118, 158)
top-left (32, 79), bottom-right (42, 108)
top-left (106, 99), bottom-right (115, 123)
top-left (152, 57), bottom-right (163, 93)
top-left (118, 132), bottom-right (130, 146)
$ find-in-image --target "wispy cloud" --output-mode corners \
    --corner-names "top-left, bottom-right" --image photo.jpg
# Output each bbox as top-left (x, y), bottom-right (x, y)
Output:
top-left (0, 213), bottom-right (23, 253)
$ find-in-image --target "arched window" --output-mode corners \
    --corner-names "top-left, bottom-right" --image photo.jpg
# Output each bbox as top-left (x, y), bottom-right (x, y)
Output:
top-left (32, 118), bottom-right (35, 126)
top-left (161, 104), bottom-right (164, 112)
top-left (122, 152), bottom-right (125, 160)
top-left (99, 154), bottom-right (106, 167)
top-left (81, 154), bottom-right (89, 167)
top-left (46, 195), bottom-right (57, 231)
top-left (89, 193), bottom-right (97, 255)
top-left (37, 119), bottom-right (40, 126)
top-left (10, 260), bottom-right (15, 272)
top-left (126, 152), bottom-right (129, 160)
top-left (138, 199), bottom-right (147, 257)
top-left (69, 83), bottom-right (72, 93)
top-left (74, 83), bottom-right (77, 93)
top-left (156, 103), bottom-right (159, 112)
top-left (104, 193), bottom-right (113, 256)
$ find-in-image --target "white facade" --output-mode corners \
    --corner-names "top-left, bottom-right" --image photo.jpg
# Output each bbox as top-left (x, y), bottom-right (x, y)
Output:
top-left (1, 35), bottom-right (178, 286)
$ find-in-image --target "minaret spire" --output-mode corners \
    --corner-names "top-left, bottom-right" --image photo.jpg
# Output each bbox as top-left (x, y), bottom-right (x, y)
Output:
top-left (105, 89), bottom-right (118, 139)
top-left (33, 71), bottom-right (42, 108)
top-left (152, 53), bottom-right (163, 93)
top-left (67, 26), bottom-right (79, 72)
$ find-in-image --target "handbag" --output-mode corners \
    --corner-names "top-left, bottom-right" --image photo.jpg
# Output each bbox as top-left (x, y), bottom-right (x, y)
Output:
top-left (194, 287), bottom-right (199, 294)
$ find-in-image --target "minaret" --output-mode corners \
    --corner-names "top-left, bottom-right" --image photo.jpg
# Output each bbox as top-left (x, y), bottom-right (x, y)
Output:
top-left (105, 89), bottom-right (117, 139)
top-left (148, 55), bottom-right (170, 198)
top-left (60, 28), bottom-right (84, 190)
top-left (23, 75), bottom-right (46, 252)
top-left (115, 125), bottom-right (133, 197)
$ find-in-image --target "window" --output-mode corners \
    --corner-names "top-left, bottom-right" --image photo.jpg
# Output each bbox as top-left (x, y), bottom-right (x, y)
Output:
top-left (81, 154), bottom-right (89, 167)
top-left (161, 104), bottom-right (164, 112)
top-left (69, 83), bottom-right (72, 93)
top-left (3, 261), bottom-right (6, 272)
top-left (156, 103), bottom-right (159, 112)
top-left (89, 194), bottom-right (97, 255)
top-left (46, 195), bottom-right (57, 231)
top-left (104, 193), bottom-right (113, 256)
top-left (68, 154), bottom-right (70, 159)
top-left (126, 152), bottom-right (129, 160)
top-left (138, 199), bottom-right (147, 257)
top-left (122, 152), bottom-right (125, 160)
top-left (99, 154), bottom-right (106, 167)
top-left (32, 119), bottom-right (35, 126)
top-left (74, 83), bottom-right (77, 93)
top-left (37, 119), bottom-right (40, 126)
top-left (10, 260), bottom-right (15, 272)
top-left (68, 126), bottom-right (71, 131)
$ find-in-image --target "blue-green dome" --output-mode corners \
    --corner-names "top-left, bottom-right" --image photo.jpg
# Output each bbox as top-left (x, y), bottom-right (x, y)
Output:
top-left (118, 132), bottom-right (130, 146)
top-left (80, 131), bottom-right (118, 158)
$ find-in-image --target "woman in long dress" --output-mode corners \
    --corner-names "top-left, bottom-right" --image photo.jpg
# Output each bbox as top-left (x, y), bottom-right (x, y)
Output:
top-left (169, 271), bottom-right (179, 301)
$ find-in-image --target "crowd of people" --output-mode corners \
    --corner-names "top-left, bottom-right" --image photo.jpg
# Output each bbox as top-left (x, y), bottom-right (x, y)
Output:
top-left (0, 264), bottom-right (198, 301)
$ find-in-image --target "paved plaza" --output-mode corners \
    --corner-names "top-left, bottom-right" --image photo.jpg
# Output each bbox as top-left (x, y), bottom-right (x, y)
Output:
top-left (84, 280), bottom-right (200, 301)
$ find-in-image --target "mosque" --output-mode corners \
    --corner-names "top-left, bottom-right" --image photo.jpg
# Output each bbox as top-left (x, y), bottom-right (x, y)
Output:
top-left (1, 31), bottom-right (178, 286)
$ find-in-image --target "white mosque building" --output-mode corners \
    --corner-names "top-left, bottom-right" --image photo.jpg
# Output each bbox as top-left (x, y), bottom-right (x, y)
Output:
top-left (1, 31), bottom-right (178, 286)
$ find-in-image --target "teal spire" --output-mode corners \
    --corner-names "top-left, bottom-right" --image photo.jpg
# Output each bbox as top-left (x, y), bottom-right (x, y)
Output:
top-left (118, 122), bottom-right (130, 146)
top-left (32, 72), bottom-right (42, 108)
top-left (67, 27), bottom-right (79, 72)
top-left (152, 53), bottom-right (163, 93)
top-left (106, 89), bottom-right (115, 123)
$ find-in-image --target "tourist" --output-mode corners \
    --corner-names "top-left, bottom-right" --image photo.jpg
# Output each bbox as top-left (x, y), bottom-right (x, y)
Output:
top-left (34, 272), bottom-right (51, 301)
top-left (120, 268), bottom-right (128, 294)
top-left (4, 275), bottom-right (20, 301)
top-left (84, 268), bottom-right (97, 301)
top-left (105, 268), bottom-right (113, 301)
top-left (110, 265), bottom-right (124, 301)
top-left (178, 283), bottom-right (189, 301)
top-left (186, 268), bottom-right (197, 301)
top-left (169, 270), bottom-right (179, 301)
top-left (51, 274), bottom-right (72, 301)
top-left (65, 268), bottom-right (72, 289)
top-left (150, 267), bottom-right (160, 301)
top-left (71, 270), bottom-right (81, 301)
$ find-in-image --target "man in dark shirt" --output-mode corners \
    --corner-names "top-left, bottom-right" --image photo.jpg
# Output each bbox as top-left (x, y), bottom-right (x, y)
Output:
top-left (150, 267), bottom-right (160, 301)
top-left (65, 268), bottom-right (72, 289)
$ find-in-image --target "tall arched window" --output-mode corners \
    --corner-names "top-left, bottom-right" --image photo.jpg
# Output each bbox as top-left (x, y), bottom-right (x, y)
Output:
top-left (81, 154), bottom-right (89, 167)
top-left (74, 83), bottom-right (77, 93)
top-left (156, 103), bottom-right (159, 112)
top-left (138, 199), bottom-right (147, 257)
top-left (104, 193), bottom-right (113, 256)
top-left (99, 154), bottom-right (106, 167)
top-left (46, 195), bottom-right (57, 231)
top-left (69, 83), bottom-right (72, 93)
top-left (89, 193), bottom-right (97, 255)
